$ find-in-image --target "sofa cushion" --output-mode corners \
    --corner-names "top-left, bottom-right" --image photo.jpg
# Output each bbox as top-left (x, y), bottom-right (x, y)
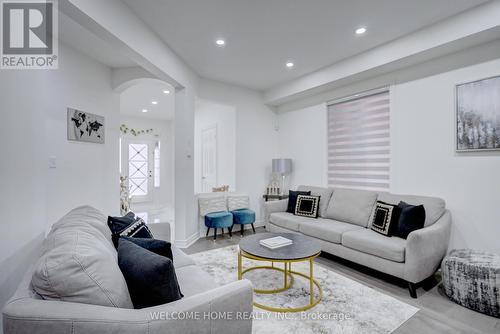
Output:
top-left (392, 202), bottom-right (426, 239)
top-left (118, 238), bottom-right (182, 309)
top-left (342, 229), bottom-right (407, 262)
top-left (294, 195), bottom-right (320, 218)
top-left (326, 188), bottom-right (378, 227)
top-left (172, 246), bottom-right (196, 268)
top-left (370, 201), bottom-right (401, 236)
top-left (269, 212), bottom-right (305, 231)
top-left (299, 219), bottom-right (362, 244)
top-left (50, 205), bottom-right (112, 244)
top-left (108, 214), bottom-right (154, 248)
top-left (286, 190), bottom-right (311, 213)
top-left (297, 185), bottom-right (333, 217)
top-left (377, 193), bottom-right (445, 226)
top-left (175, 265), bottom-right (216, 297)
top-left (120, 236), bottom-right (173, 261)
top-left (32, 228), bottom-right (133, 308)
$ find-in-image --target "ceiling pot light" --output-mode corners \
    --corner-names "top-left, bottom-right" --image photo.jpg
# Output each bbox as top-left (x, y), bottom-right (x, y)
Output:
top-left (142, 109), bottom-right (148, 113)
top-left (286, 62), bottom-right (294, 68)
top-left (355, 27), bottom-right (367, 35)
top-left (215, 39), bottom-right (225, 47)
top-left (151, 101), bottom-right (158, 105)
top-left (163, 90), bottom-right (170, 94)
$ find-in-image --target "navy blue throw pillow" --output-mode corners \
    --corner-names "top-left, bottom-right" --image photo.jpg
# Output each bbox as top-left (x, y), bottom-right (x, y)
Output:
top-left (392, 201), bottom-right (426, 239)
top-left (108, 212), bottom-right (136, 233)
top-left (108, 213), bottom-right (154, 248)
top-left (120, 236), bottom-right (173, 262)
top-left (287, 190), bottom-right (311, 213)
top-left (118, 238), bottom-right (183, 309)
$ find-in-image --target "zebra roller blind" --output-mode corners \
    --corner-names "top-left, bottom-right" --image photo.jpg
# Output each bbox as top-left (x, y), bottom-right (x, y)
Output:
top-left (327, 90), bottom-right (390, 191)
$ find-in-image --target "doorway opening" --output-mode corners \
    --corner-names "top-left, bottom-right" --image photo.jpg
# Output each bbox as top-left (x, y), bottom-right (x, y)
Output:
top-left (194, 98), bottom-right (236, 194)
top-left (119, 79), bottom-right (175, 226)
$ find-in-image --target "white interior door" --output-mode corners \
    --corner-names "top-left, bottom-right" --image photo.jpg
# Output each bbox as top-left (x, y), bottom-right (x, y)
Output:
top-left (201, 125), bottom-right (217, 192)
top-left (122, 139), bottom-right (154, 203)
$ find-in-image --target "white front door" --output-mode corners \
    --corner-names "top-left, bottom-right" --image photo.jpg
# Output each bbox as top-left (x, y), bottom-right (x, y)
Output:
top-left (122, 139), bottom-right (154, 203)
top-left (201, 125), bottom-right (217, 192)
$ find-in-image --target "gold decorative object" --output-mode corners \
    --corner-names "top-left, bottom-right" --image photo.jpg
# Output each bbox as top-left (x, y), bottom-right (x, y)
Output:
top-left (212, 185), bottom-right (229, 192)
top-left (237, 250), bottom-right (322, 312)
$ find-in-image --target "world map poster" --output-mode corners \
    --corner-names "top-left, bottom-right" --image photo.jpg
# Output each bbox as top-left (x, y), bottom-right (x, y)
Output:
top-left (67, 108), bottom-right (105, 144)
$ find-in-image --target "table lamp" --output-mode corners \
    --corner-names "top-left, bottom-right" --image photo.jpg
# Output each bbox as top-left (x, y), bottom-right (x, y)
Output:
top-left (272, 158), bottom-right (293, 195)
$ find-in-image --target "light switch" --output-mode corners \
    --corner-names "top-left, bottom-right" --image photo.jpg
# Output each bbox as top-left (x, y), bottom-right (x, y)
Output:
top-left (49, 156), bottom-right (57, 169)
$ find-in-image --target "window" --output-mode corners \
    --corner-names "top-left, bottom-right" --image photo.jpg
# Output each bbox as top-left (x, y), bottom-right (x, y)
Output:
top-left (327, 90), bottom-right (390, 192)
top-left (128, 143), bottom-right (149, 196)
top-left (154, 141), bottom-right (160, 188)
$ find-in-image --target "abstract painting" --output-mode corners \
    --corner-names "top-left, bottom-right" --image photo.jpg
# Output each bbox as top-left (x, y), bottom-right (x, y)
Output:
top-left (456, 76), bottom-right (500, 151)
top-left (67, 108), bottom-right (105, 144)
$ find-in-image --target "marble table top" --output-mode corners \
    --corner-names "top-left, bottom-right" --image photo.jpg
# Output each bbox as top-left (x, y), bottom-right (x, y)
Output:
top-left (239, 232), bottom-right (321, 260)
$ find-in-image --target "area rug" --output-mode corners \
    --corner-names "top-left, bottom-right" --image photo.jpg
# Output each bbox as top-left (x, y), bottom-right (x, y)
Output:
top-left (190, 245), bottom-right (418, 334)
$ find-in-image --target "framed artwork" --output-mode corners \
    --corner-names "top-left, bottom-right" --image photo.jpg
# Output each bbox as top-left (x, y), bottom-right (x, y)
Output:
top-left (456, 75), bottom-right (500, 152)
top-left (67, 108), bottom-right (105, 144)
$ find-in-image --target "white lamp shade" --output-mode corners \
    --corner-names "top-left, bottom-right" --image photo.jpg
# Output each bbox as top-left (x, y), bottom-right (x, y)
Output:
top-left (272, 158), bottom-right (292, 174)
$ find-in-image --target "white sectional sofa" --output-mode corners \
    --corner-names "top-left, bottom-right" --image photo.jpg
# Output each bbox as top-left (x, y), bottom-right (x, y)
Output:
top-left (2, 206), bottom-right (253, 334)
top-left (264, 186), bottom-right (452, 298)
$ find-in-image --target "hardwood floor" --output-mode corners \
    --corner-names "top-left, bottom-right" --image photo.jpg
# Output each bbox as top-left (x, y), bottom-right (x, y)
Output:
top-left (185, 227), bottom-right (500, 334)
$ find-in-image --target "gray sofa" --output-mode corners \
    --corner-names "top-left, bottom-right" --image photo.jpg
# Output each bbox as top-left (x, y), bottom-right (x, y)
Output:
top-left (264, 186), bottom-right (452, 298)
top-left (2, 206), bottom-right (253, 334)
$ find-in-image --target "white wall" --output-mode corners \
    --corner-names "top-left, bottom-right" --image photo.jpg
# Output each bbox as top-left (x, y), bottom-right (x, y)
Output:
top-left (0, 43), bottom-right (120, 329)
top-left (277, 56), bottom-right (500, 253)
top-left (390, 59), bottom-right (500, 253)
top-left (120, 115), bottom-right (175, 211)
top-left (277, 104), bottom-right (327, 189)
top-left (46, 46), bottom-right (120, 225)
top-left (198, 79), bottom-right (279, 224)
top-left (194, 100), bottom-right (236, 193)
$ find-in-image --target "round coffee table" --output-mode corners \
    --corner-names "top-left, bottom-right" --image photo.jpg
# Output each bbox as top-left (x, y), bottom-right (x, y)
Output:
top-left (237, 233), bottom-right (322, 312)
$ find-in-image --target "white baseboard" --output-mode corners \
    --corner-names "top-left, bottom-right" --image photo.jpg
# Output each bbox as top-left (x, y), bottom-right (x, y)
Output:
top-left (174, 232), bottom-right (200, 249)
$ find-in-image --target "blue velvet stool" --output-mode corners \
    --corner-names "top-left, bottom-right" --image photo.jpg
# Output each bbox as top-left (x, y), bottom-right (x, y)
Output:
top-left (230, 209), bottom-right (256, 236)
top-left (205, 211), bottom-right (233, 240)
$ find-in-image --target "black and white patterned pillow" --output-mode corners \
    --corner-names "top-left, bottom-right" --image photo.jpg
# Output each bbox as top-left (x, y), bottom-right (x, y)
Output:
top-left (294, 195), bottom-right (320, 218)
top-left (370, 201), bottom-right (400, 236)
top-left (119, 218), bottom-right (153, 238)
top-left (108, 213), bottom-right (153, 248)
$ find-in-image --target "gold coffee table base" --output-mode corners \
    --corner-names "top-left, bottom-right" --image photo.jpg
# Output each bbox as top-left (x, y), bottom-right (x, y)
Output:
top-left (238, 250), bottom-right (322, 312)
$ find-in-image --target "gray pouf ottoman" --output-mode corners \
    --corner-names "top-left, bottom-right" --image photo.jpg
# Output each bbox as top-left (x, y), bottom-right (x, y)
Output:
top-left (441, 249), bottom-right (500, 318)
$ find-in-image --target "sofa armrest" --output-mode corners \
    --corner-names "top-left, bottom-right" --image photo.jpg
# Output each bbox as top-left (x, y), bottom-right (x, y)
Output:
top-left (263, 199), bottom-right (288, 228)
top-left (404, 210), bottom-right (452, 283)
top-left (3, 280), bottom-right (253, 334)
top-left (147, 222), bottom-right (171, 242)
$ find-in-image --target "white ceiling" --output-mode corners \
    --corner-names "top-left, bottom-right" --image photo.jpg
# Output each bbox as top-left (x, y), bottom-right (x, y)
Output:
top-left (59, 12), bottom-right (137, 68)
top-left (123, 0), bottom-right (488, 91)
top-left (120, 81), bottom-right (175, 120)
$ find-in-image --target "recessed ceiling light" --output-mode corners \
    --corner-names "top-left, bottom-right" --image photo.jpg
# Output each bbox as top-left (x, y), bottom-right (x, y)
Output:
top-left (163, 90), bottom-right (170, 94)
top-left (286, 62), bottom-right (294, 68)
top-left (142, 109), bottom-right (148, 113)
top-left (215, 39), bottom-right (225, 47)
top-left (151, 101), bottom-right (158, 105)
top-left (355, 27), bottom-right (367, 35)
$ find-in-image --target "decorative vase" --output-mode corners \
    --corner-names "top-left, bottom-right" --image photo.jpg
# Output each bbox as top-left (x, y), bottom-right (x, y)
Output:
top-left (120, 176), bottom-right (131, 215)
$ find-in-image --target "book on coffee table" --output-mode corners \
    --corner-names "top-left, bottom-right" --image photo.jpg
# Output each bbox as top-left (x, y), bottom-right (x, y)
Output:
top-left (259, 236), bottom-right (293, 249)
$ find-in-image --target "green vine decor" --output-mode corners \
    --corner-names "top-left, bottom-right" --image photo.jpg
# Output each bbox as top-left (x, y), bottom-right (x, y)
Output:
top-left (120, 124), bottom-right (154, 136)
